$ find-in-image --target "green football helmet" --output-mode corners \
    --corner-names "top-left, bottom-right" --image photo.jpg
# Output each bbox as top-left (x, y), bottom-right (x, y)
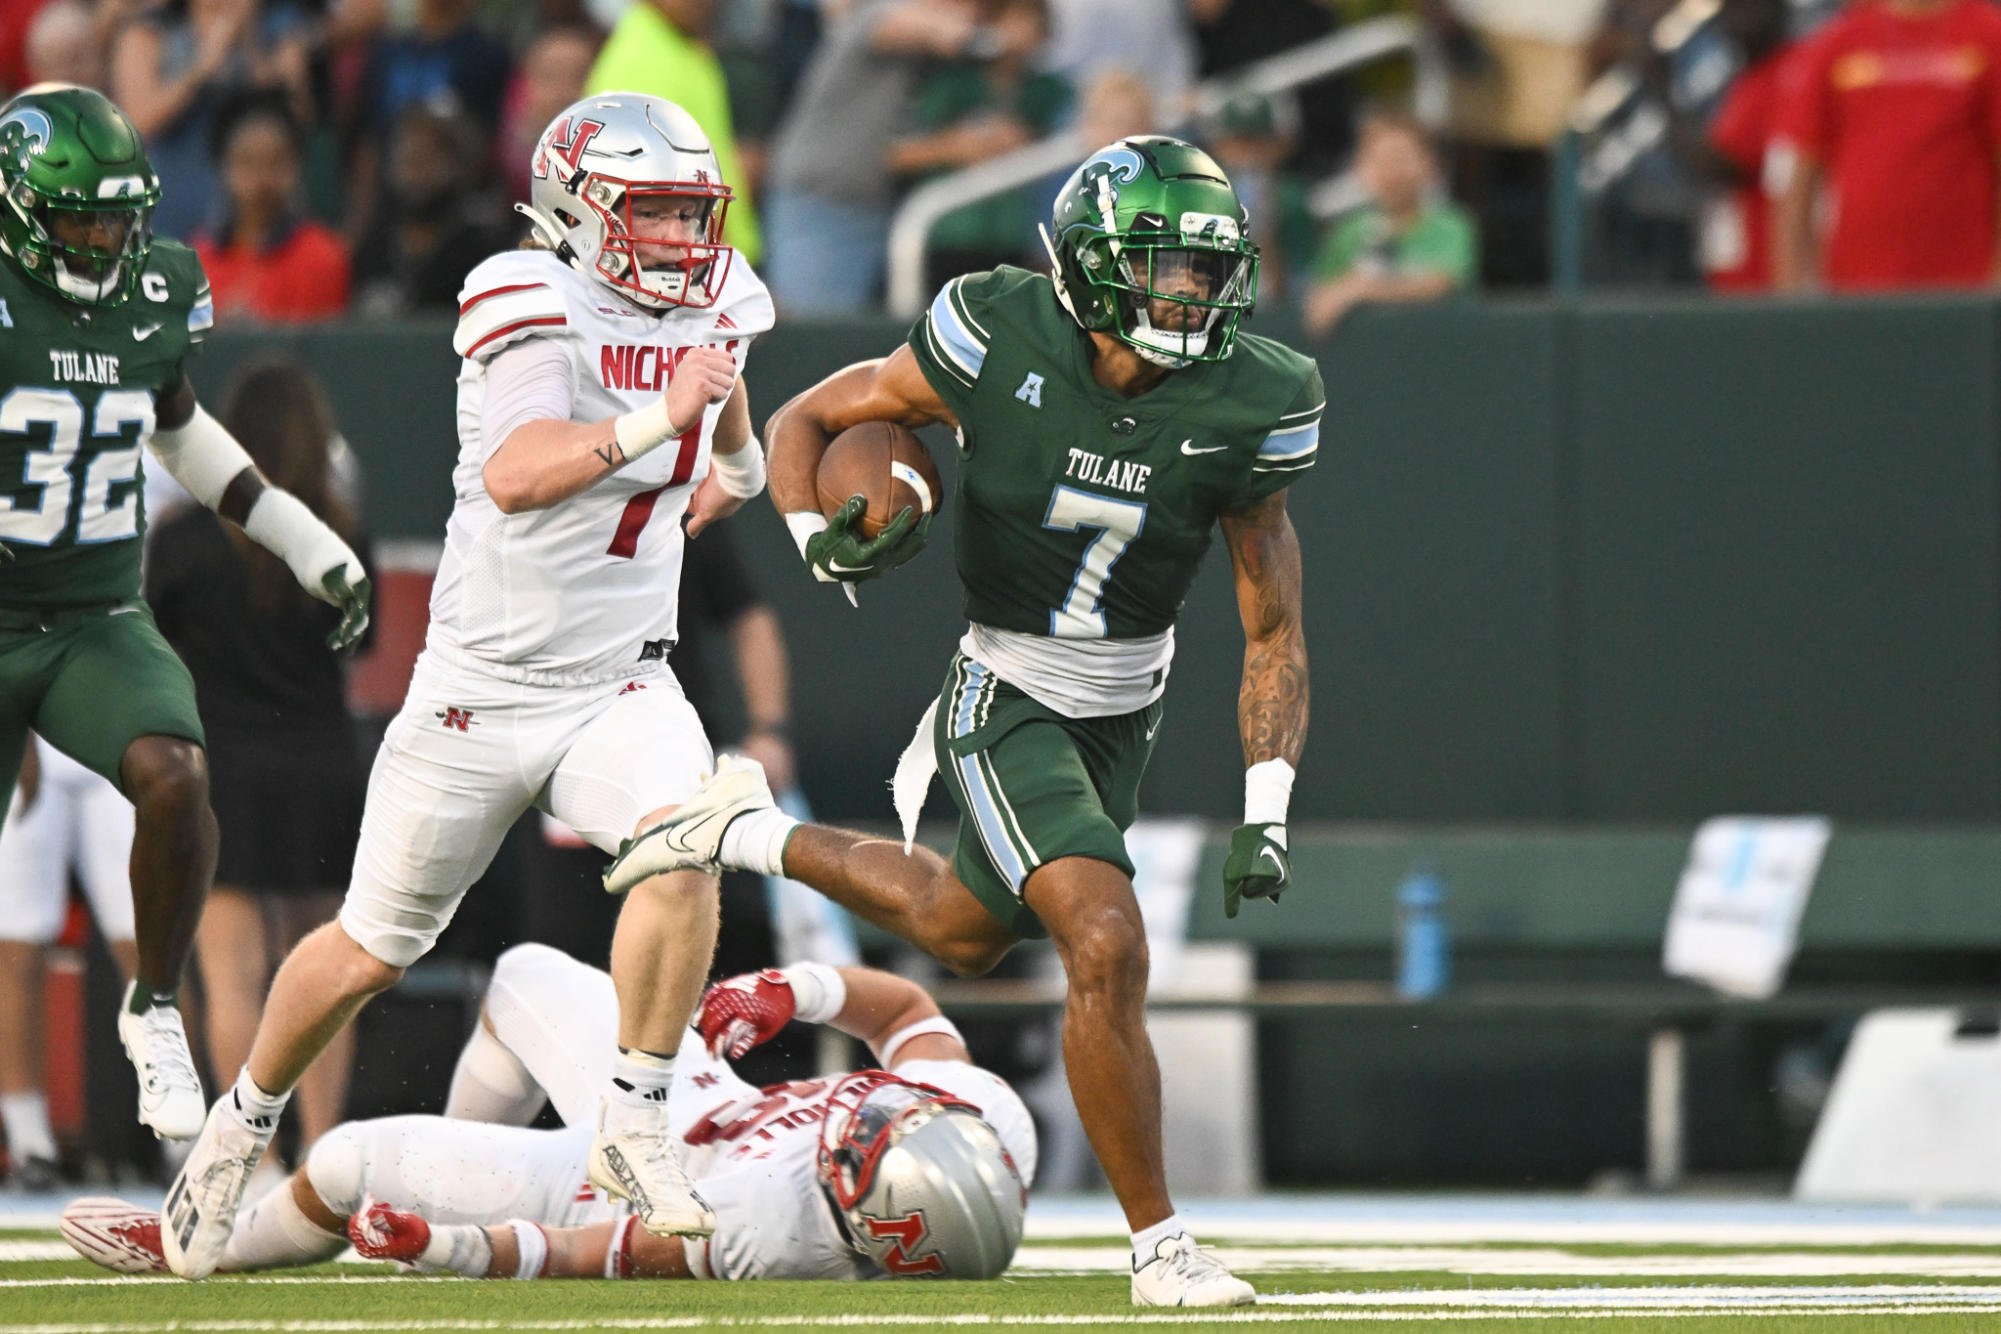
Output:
top-left (0, 84), bottom-right (160, 306)
top-left (1040, 135), bottom-right (1259, 368)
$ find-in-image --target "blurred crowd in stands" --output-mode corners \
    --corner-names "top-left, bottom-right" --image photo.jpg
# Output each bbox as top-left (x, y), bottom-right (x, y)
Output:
top-left (0, 0), bottom-right (1993, 329)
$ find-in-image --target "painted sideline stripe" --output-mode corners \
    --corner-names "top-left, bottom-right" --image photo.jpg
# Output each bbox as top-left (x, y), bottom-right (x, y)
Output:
top-left (1012, 1245), bottom-right (2001, 1278)
top-left (7, 1307), bottom-right (2001, 1333)
top-left (0, 1243), bottom-right (69, 1261)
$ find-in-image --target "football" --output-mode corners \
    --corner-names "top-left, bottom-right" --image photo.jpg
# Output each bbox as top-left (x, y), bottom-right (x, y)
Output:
top-left (815, 421), bottom-right (943, 539)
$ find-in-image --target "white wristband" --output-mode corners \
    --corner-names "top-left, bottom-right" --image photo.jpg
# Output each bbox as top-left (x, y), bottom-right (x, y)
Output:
top-left (243, 489), bottom-right (362, 604)
top-left (785, 511), bottom-right (839, 582)
top-left (146, 403), bottom-right (253, 508)
top-left (880, 1015), bottom-right (964, 1067)
top-left (779, 961), bottom-right (847, 1024)
top-left (1243, 758), bottom-right (1295, 826)
top-left (603, 1214), bottom-right (637, 1279)
top-left (508, 1220), bottom-right (548, 1279)
top-left (613, 398), bottom-right (680, 462)
top-left (709, 434), bottom-right (766, 499)
top-left (417, 1222), bottom-right (493, 1277)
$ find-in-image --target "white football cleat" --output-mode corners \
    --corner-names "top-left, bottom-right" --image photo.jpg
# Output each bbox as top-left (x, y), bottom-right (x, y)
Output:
top-left (116, 987), bottom-right (206, 1140)
top-left (1131, 1234), bottom-right (1256, 1308)
top-left (602, 754), bottom-right (774, 894)
top-left (60, 1197), bottom-right (169, 1275)
top-left (160, 1094), bottom-right (277, 1279)
top-left (589, 1099), bottom-right (716, 1238)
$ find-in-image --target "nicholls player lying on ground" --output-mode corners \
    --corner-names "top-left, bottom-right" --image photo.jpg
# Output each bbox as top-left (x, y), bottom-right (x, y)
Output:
top-left (62, 945), bottom-right (1033, 1282)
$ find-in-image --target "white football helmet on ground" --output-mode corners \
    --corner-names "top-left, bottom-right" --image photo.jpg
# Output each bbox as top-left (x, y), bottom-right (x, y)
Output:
top-left (816, 1072), bottom-right (1027, 1280)
top-left (519, 92), bottom-right (733, 310)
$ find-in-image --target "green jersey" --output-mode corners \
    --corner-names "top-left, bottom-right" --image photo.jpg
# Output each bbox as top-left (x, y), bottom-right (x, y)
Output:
top-left (0, 238), bottom-right (211, 610)
top-left (909, 265), bottom-right (1322, 649)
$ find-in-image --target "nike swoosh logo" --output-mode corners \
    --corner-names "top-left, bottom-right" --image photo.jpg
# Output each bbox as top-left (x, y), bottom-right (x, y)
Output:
top-left (1256, 848), bottom-right (1287, 883)
top-left (1144, 720), bottom-right (1160, 741)
top-left (824, 559), bottom-right (869, 575)
top-left (1180, 440), bottom-right (1226, 455)
top-left (132, 323), bottom-right (160, 341)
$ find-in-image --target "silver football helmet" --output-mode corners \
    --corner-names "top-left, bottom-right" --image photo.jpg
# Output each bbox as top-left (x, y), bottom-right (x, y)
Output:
top-left (518, 92), bottom-right (732, 310)
top-left (817, 1073), bottom-right (1027, 1280)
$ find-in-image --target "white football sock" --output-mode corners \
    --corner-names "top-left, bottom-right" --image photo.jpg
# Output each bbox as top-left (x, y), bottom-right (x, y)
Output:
top-left (0, 1092), bottom-right (56, 1162)
top-left (445, 1021), bottom-right (545, 1125)
top-left (604, 1048), bottom-right (674, 1126)
top-left (719, 807), bottom-right (799, 876)
top-left (229, 1068), bottom-right (289, 1136)
top-left (220, 1177), bottom-right (344, 1273)
top-left (1131, 1213), bottom-right (1189, 1266)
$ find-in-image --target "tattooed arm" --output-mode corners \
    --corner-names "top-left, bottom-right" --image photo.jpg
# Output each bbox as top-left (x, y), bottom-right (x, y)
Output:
top-left (1218, 489), bottom-right (1307, 915)
top-left (1221, 489), bottom-right (1308, 767)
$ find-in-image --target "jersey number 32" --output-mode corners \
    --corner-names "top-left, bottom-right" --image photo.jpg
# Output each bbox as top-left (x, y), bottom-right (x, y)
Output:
top-left (0, 388), bottom-right (155, 546)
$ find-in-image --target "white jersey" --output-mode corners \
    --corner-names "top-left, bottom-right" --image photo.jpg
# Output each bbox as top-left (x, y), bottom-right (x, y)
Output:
top-left (307, 945), bottom-right (1037, 1283)
top-left (430, 250), bottom-right (774, 684)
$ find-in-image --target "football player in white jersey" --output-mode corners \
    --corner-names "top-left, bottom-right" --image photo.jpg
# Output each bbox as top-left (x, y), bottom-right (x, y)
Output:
top-left (161, 94), bottom-right (779, 1278)
top-left (63, 945), bottom-right (1034, 1283)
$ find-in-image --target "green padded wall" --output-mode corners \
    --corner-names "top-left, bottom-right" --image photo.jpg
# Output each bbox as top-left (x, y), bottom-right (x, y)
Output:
top-left (192, 295), bottom-right (2001, 823)
top-left (1568, 298), bottom-right (2001, 819)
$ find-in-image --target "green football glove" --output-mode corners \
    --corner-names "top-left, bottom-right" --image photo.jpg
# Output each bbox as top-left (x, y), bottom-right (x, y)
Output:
top-left (1222, 822), bottom-right (1290, 919)
top-left (322, 565), bottom-right (372, 653)
top-left (804, 496), bottom-right (933, 586)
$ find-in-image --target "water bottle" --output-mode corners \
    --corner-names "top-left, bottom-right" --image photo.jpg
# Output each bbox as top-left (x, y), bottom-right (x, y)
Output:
top-left (1396, 867), bottom-right (1451, 999)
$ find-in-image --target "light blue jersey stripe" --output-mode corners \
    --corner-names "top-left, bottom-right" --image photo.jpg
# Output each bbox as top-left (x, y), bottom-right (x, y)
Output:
top-left (1258, 419), bottom-right (1319, 459)
top-left (958, 752), bottom-right (1029, 890)
top-left (955, 659), bottom-right (988, 736)
top-left (950, 658), bottom-right (1029, 891)
top-left (188, 299), bottom-right (215, 332)
top-left (927, 281), bottom-right (986, 381)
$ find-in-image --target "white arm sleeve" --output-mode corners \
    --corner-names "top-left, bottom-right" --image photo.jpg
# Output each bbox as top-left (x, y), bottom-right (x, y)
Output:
top-left (146, 403), bottom-right (255, 508)
top-left (480, 338), bottom-right (578, 461)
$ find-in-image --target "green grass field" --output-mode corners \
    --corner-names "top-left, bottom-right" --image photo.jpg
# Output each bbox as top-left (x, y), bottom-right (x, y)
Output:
top-left (8, 1230), bottom-right (2001, 1332)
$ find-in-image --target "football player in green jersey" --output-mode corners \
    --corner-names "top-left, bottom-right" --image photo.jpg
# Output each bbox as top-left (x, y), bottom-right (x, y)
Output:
top-left (615, 137), bottom-right (1318, 1308)
top-left (0, 86), bottom-right (370, 1147)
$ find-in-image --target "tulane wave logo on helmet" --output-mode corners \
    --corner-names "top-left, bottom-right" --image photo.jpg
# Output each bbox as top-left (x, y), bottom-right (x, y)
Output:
top-left (0, 108), bottom-right (53, 176)
top-left (1078, 146), bottom-right (1145, 202)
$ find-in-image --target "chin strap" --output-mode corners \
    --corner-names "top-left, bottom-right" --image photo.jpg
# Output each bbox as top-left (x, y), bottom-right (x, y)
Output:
top-left (512, 202), bottom-right (577, 266)
top-left (1037, 223), bottom-right (1080, 324)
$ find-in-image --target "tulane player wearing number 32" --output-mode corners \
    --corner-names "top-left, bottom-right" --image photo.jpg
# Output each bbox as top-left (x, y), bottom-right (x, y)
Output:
top-left (622, 136), bottom-right (1320, 1308)
top-left (0, 87), bottom-right (369, 1148)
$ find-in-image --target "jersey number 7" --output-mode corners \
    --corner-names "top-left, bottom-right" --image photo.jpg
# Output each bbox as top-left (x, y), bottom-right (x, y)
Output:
top-left (1042, 485), bottom-right (1146, 639)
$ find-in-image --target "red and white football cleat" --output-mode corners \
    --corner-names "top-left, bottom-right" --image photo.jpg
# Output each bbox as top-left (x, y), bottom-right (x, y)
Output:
top-left (347, 1196), bottom-right (432, 1265)
top-left (60, 1197), bottom-right (171, 1275)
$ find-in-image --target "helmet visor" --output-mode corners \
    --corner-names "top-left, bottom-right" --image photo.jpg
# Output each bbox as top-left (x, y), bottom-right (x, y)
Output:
top-left (817, 1074), bottom-right (977, 1211)
top-left (1108, 241), bottom-right (1257, 363)
top-left (23, 197), bottom-right (152, 304)
top-left (585, 176), bottom-right (733, 309)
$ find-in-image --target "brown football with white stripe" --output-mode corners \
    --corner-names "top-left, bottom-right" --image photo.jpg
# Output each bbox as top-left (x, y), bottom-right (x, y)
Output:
top-left (816, 422), bottom-right (943, 539)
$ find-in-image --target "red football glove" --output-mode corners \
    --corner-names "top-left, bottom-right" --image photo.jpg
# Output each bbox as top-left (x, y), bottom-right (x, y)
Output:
top-left (348, 1196), bottom-right (431, 1265)
top-left (697, 969), bottom-right (798, 1059)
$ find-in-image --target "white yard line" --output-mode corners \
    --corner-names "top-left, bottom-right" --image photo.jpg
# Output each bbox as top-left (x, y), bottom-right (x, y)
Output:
top-left (6, 1305), bottom-right (2001, 1333)
top-left (1013, 1246), bottom-right (2001, 1277)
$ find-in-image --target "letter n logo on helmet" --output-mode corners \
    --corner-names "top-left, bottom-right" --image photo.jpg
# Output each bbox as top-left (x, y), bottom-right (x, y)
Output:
top-left (863, 1211), bottom-right (945, 1276)
top-left (533, 117), bottom-right (605, 180)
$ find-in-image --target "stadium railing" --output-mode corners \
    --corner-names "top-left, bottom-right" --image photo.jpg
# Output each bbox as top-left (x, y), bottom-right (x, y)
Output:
top-left (882, 14), bottom-right (1452, 319)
